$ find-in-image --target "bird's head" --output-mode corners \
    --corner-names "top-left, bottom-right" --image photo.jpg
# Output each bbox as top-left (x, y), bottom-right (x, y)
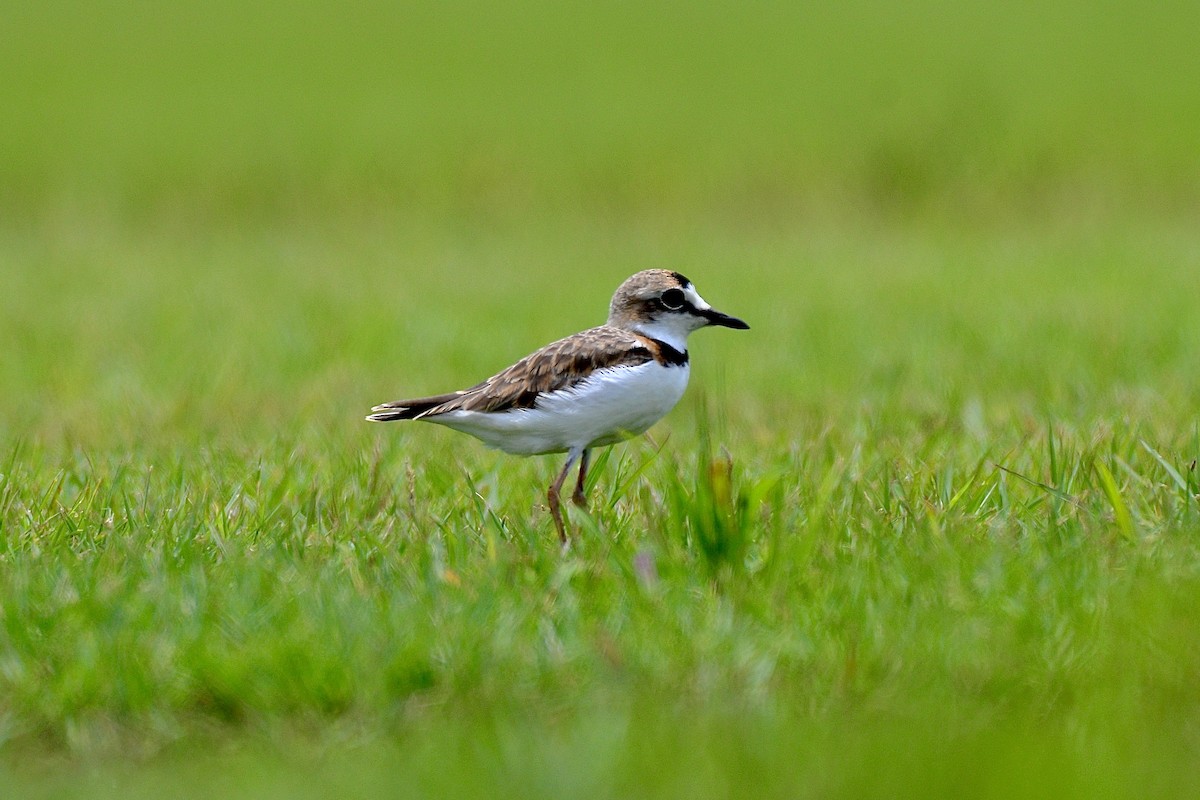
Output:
top-left (607, 270), bottom-right (749, 349)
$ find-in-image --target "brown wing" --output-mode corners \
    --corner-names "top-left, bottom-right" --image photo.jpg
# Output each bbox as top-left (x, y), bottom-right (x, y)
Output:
top-left (429, 326), bottom-right (654, 415)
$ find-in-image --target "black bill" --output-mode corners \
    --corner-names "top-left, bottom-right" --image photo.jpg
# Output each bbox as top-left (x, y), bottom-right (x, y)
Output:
top-left (701, 308), bottom-right (750, 329)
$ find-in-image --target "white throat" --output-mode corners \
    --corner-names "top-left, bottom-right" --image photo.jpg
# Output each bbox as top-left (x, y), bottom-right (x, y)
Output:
top-left (631, 320), bottom-right (692, 353)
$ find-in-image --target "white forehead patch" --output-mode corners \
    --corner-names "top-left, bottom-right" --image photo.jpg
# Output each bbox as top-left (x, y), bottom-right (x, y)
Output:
top-left (683, 285), bottom-right (711, 311)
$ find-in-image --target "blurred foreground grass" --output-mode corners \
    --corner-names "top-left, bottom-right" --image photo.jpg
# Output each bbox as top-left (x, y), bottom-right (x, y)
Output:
top-left (3, 1), bottom-right (1200, 797)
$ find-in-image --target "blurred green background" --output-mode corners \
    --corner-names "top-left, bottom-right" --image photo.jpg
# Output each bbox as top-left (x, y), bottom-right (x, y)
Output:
top-left (4, 0), bottom-right (1200, 438)
top-left (3, 2), bottom-right (1200, 797)
top-left (5, 0), bottom-right (1199, 222)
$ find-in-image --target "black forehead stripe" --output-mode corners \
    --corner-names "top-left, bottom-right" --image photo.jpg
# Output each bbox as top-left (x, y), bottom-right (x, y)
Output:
top-left (670, 271), bottom-right (691, 287)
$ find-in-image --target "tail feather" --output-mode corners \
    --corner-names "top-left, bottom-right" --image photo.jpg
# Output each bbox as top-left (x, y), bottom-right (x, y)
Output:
top-left (365, 392), bottom-right (464, 422)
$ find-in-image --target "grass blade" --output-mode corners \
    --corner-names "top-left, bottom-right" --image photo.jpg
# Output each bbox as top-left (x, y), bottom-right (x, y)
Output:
top-left (1094, 459), bottom-right (1136, 542)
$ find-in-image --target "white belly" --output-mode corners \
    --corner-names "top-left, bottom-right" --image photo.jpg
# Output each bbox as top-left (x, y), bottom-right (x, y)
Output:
top-left (429, 362), bottom-right (690, 455)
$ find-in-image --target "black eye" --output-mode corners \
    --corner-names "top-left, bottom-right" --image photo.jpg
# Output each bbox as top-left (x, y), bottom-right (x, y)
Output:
top-left (660, 288), bottom-right (686, 310)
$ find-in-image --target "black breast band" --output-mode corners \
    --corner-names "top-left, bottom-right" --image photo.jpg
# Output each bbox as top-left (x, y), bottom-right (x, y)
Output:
top-left (648, 338), bottom-right (689, 367)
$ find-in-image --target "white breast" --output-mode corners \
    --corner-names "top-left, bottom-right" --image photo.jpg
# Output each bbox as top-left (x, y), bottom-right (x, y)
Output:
top-left (430, 361), bottom-right (690, 455)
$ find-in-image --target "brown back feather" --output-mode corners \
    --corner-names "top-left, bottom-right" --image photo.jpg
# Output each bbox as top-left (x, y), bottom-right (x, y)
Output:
top-left (430, 326), bottom-right (654, 414)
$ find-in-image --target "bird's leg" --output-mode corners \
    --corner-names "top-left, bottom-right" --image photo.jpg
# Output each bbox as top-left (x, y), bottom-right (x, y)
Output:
top-left (572, 449), bottom-right (591, 508)
top-left (547, 449), bottom-right (581, 544)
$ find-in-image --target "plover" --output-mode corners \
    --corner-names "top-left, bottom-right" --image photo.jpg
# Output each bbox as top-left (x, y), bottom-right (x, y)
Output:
top-left (367, 269), bottom-right (748, 542)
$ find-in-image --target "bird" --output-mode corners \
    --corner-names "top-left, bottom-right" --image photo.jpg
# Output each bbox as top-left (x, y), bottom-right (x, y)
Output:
top-left (366, 269), bottom-right (749, 543)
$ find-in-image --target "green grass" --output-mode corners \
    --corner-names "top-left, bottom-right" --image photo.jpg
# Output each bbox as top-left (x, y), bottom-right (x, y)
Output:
top-left (4, 1), bottom-right (1200, 796)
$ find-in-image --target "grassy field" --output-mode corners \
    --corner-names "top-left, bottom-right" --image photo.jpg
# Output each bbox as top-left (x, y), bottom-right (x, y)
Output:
top-left (3, 1), bottom-right (1200, 797)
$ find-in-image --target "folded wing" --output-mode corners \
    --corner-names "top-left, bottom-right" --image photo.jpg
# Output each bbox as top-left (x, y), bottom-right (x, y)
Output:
top-left (366, 326), bottom-right (655, 421)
